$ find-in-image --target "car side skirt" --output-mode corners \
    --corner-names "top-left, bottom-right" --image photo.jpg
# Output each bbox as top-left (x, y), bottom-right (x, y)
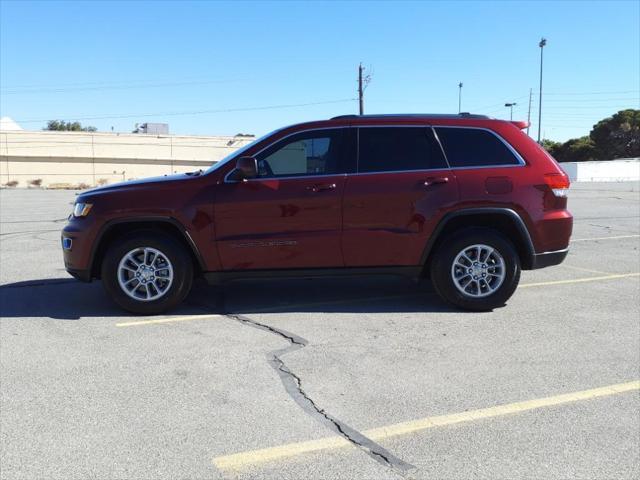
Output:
top-left (204, 266), bottom-right (423, 285)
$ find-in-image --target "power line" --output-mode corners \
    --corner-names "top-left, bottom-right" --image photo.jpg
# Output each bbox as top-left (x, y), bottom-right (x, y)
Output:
top-left (537, 97), bottom-right (639, 103)
top-left (0, 78), bottom-right (249, 95)
top-left (470, 94), bottom-right (530, 112)
top-left (0, 76), bottom-right (247, 91)
top-left (14, 98), bottom-right (358, 124)
top-left (540, 90), bottom-right (639, 96)
top-left (530, 104), bottom-right (637, 110)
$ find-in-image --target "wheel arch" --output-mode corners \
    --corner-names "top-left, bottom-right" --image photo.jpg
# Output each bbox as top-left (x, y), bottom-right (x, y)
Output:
top-left (89, 217), bottom-right (205, 279)
top-left (421, 208), bottom-right (536, 272)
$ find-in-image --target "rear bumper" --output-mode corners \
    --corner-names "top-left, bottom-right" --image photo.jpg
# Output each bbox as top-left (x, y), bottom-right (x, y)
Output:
top-left (530, 248), bottom-right (569, 269)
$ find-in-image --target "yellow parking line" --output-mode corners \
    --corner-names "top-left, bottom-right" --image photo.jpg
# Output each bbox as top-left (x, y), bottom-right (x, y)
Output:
top-left (520, 272), bottom-right (639, 288)
top-left (117, 274), bottom-right (639, 327)
top-left (115, 314), bottom-right (219, 327)
top-left (115, 294), bottom-right (424, 327)
top-left (561, 264), bottom-right (613, 276)
top-left (212, 380), bottom-right (640, 470)
top-left (571, 234), bottom-right (640, 242)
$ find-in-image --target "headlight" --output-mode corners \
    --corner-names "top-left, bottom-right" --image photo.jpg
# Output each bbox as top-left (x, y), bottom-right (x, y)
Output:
top-left (73, 202), bottom-right (93, 217)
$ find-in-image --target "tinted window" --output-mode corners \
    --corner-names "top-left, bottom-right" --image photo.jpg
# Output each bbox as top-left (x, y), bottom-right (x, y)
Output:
top-left (358, 127), bottom-right (448, 173)
top-left (435, 127), bottom-right (521, 168)
top-left (256, 129), bottom-right (344, 178)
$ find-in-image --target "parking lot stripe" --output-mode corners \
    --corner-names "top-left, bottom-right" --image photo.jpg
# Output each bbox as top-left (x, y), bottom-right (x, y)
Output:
top-left (571, 234), bottom-right (640, 242)
top-left (561, 264), bottom-right (614, 275)
top-left (520, 272), bottom-right (639, 288)
top-left (212, 380), bottom-right (640, 470)
top-left (116, 274), bottom-right (639, 328)
top-left (115, 314), bottom-right (219, 327)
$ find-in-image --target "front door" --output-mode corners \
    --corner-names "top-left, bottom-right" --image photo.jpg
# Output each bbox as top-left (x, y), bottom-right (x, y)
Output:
top-left (342, 126), bottom-right (459, 266)
top-left (214, 128), bottom-right (349, 270)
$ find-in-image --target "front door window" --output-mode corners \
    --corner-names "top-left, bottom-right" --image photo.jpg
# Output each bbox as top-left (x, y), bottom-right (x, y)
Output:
top-left (256, 129), bottom-right (345, 178)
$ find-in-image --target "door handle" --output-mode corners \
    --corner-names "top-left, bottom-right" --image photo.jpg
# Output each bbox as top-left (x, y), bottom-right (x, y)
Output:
top-left (306, 183), bottom-right (337, 193)
top-left (423, 176), bottom-right (449, 187)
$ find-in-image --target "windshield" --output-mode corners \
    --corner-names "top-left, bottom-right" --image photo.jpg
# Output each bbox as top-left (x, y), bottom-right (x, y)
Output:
top-left (205, 128), bottom-right (283, 174)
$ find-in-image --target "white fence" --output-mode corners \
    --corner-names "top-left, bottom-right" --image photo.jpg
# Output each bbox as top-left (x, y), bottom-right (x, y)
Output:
top-left (0, 130), bottom-right (254, 188)
top-left (561, 158), bottom-right (640, 182)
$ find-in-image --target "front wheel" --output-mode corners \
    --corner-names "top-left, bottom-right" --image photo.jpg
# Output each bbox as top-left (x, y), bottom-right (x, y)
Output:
top-left (101, 231), bottom-right (193, 314)
top-left (430, 228), bottom-right (521, 311)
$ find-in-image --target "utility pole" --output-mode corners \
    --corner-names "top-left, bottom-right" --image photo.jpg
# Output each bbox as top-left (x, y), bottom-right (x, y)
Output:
top-left (458, 82), bottom-right (463, 113)
top-left (526, 88), bottom-right (532, 136)
top-left (537, 38), bottom-right (547, 143)
top-left (505, 102), bottom-right (517, 121)
top-left (358, 63), bottom-right (364, 115)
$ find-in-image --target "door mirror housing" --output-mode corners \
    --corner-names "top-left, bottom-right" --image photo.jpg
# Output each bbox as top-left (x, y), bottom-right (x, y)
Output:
top-left (230, 156), bottom-right (258, 181)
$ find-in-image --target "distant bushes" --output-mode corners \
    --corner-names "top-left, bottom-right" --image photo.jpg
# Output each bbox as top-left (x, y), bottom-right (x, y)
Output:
top-left (542, 109), bottom-right (639, 162)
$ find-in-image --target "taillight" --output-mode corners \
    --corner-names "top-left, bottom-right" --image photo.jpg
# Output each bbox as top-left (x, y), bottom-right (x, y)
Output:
top-left (544, 173), bottom-right (570, 197)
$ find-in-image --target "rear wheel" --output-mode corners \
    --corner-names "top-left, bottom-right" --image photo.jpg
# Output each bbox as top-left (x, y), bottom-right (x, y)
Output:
top-left (101, 231), bottom-right (193, 314)
top-left (430, 228), bottom-right (521, 311)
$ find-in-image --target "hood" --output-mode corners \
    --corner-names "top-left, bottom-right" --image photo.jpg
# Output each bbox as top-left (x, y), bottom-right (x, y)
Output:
top-left (81, 172), bottom-right (198, 195)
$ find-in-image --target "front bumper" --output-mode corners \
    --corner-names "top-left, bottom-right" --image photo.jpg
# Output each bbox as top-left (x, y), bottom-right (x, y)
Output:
top-left (65, 267), bottom-right (92, 282)
top-left (61, 217), bottom-right (98, 282)
top-left (530, 248), bottom-right (569, 269)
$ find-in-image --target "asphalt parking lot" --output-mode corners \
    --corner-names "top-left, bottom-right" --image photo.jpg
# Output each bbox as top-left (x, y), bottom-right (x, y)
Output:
top-left (1, 182), bottom-right (639, 480)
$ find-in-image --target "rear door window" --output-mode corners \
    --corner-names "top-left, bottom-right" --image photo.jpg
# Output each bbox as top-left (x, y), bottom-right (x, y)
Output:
top-left (434, 127), bottom-right (522, 168)
top-left (357, 127), bottom-right (448, 173)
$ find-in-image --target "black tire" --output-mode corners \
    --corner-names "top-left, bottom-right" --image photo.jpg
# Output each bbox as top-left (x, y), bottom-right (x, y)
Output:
top-left (429, 227), bottom-right (521, 311)
top-left (101, 231), bottom-right (193, 314)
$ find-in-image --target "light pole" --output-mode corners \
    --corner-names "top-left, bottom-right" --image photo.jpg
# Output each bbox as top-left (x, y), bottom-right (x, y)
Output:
top-left (537, 37), bottom-right (546, 143)
top-left (358, 63), bottom-right (364, 115)
top-left (505, 102), bottom-right (517, 120)
top-left (458, 82), bottom-right (463, 113)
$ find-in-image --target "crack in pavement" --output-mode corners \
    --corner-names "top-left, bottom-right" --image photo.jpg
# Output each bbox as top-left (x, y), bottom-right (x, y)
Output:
top-left (223, 311), bottom-right (415, 475)
top-left (185, 284), bottom-right (415, 474)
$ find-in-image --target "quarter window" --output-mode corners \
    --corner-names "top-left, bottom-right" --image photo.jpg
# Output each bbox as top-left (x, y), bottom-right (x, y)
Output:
top-left (256, 129), bottom-right (344, 178)
top-left (357, 127), bottom-right (448, 173)
top-left (434, 127), bottom-right (521, 168)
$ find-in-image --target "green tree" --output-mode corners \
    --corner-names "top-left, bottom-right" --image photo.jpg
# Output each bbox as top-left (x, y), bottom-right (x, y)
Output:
top-left (555, 136), bottom-right (598, 162)
top-left (589, 109), bottom-right (640, 159)
top-left (44, 120), bottom-right (97, 132)
top-left (541, 139), bottom-right (562, 158)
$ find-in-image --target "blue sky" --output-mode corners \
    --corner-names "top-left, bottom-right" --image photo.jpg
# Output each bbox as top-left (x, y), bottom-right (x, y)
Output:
top-left (1, 0), bottom-right (638, 141)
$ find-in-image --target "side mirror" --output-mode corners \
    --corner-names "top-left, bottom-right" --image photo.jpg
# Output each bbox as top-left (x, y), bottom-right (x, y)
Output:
top-left (231, 156), bottom-right (258, 181)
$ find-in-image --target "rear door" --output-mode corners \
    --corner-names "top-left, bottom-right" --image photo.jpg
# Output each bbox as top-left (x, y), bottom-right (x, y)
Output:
top-left (214, 128), bottom-right (351, 270)
top-left (342, 126), bottom-right (459, 266)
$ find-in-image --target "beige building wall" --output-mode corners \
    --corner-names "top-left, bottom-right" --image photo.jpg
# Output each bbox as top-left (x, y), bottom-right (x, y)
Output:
top-left (0, 130), bottom-right (255, 188)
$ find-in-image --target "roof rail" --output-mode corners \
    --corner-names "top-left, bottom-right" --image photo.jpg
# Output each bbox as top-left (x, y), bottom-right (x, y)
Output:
top-left (330, 113), bottom-right (491, 120)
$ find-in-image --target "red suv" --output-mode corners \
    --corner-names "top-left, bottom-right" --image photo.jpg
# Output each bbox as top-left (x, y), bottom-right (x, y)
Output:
top-left (62, 114), bottom-right (572, 313)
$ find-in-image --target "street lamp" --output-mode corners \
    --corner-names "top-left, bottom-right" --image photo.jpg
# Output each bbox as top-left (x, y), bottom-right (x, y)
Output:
top-left (537, 37), bottom-right (547, 143)
top-left (505, 102), bottom-right (517, 121)
top-left (458, 82), bottom-right (463, 113)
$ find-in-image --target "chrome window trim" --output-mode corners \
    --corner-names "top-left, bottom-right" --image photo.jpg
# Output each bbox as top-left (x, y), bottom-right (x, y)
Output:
top-left (229, 173), bottom-right (348, 183)
top-left (223, 123), bottom-right (526, 183)
top-left (432, 125), bottom-right (526, 169)
top-left (347, 168), bottom-right (452, 177)
top-left (430, 125), bottom-right (451, 169)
